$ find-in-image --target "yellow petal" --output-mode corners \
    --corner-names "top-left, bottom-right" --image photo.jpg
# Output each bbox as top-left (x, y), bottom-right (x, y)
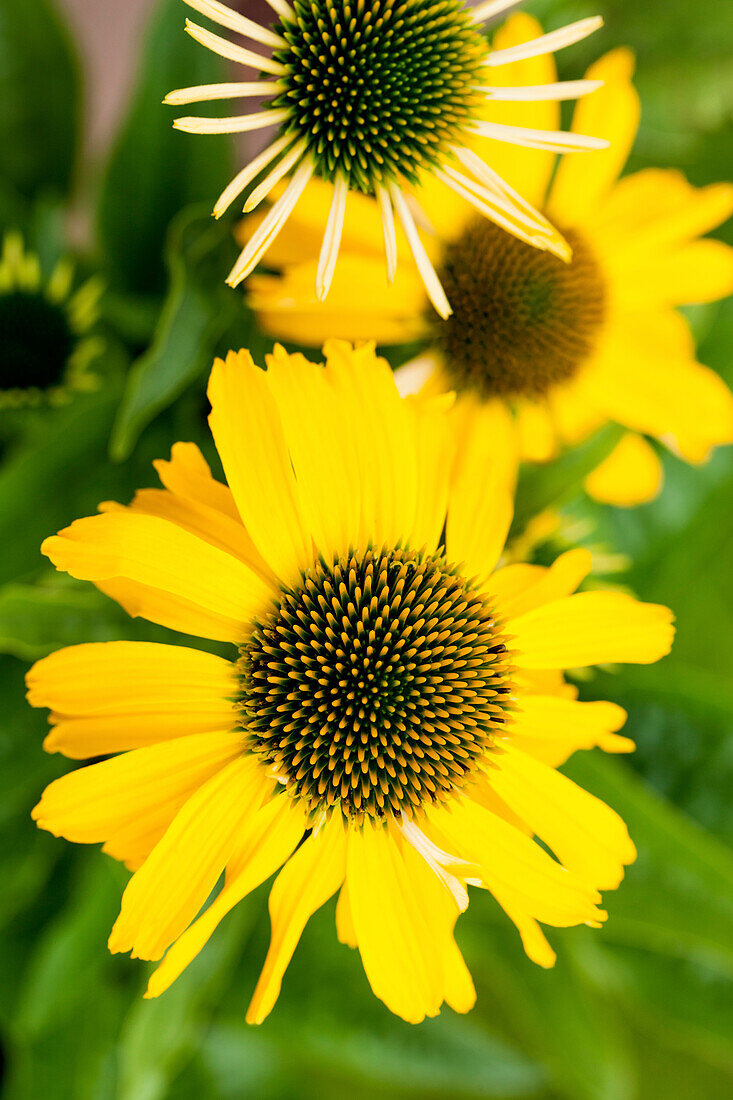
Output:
top-left (335, 879), bottom-right (358, 948)
top-left (153, 441), bottom-right (240, 519)
top-left (109, 754), bottom-right (269, 960)
top-left (490, 890), bottom-right (557, 967)
top-left (207, 350), bottom-right (313, 585)
top-left (27, 640), bottom-right (235, 717)
top-left (509, 590), bottom-right (675, 668)
top-left (447, 400), bottom-right (516, 582)
top-left (407, 391), bottom-right (457, 553)
top-left (477, 13), bottom-right (559, 208)
top-left (263, 346), bottom-right (360, 560)
top-left (584, 433), bottom-right (663, 506)
top-left (509, 695), bottom-right (631, 767)
top-left (32, 730), bottom-right (242, 844)
top-left (247, 254), bottom-right (427, 348)
top-left (106, 488), bottom-right (274, 584)
top-left (399, 834), bottom-right (476, 1015)
top-left (614, 238), bottom-right (733, 308)
top-left (346, 821), bottom-right (443, 1023)
top-left (430, 796), bottom-right (602, 928)
top-left (515, 399), bottom-right (558, 462)
top-left (548, 49), bottom-right (640, 225)
top-left (42, 512), bottom-right (272, 643)
top-left (323, 341), bottom-right (419, 550)
top-left (486, 548), bottom-right (593, 620)
top-left (146, 793), bottom-right (306, 997)
top-left (247, 813), bottom-right (346, 1024)
top-left (491, 744), bottom-right (636, 890)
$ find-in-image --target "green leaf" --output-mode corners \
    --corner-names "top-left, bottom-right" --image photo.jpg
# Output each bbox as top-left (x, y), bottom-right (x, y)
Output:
top-left (97, 0), bottom-right (233, 296)
top-left (0, 0), bottom-right (80, 202)
top-left (110, 206), bottom-right (251, 461)
top-left (0, 578), bottom-right (171, 659)
top-left (564, 753), bottom-right (733, 975)
top-left (511, 423), bottom-right (624, 536)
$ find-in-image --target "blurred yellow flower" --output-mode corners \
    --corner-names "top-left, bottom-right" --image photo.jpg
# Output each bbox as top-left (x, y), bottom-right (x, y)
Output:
top-left (29, 342), bottom-right (674, 1024)
top-left (166, 0), bottom-right (607, 310)
top-left (246, 21), bottom-right (733, 506)
top-left (0, 232), bottom-right (103, 409)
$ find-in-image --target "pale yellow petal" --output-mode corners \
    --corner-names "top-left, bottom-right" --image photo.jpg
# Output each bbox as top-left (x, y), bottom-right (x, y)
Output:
top-left (146, 793), bottom-right (306, 997)
top-left (613, 238), bottom-right (733, 309)
top-left (246, 813), bottom-right (346, 1024)
top-left (515, 399), bottom-right (558, 462)
top-left (207, 350), bottom-right (313, 585)
top-left (475, 13), bottom-right (559, 207)
top-left (584, 432), bottom-right (664, 506)
top-left (42, 512), bottom-right (272, 643)
top-left (509, 590), bottom-right (675, 668)
top-left (108, 754), bottom-right (270, 960)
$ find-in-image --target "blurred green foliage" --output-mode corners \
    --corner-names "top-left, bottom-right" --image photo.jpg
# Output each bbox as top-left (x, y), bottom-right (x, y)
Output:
top-left (0, 0), bottom-right (731, 1097)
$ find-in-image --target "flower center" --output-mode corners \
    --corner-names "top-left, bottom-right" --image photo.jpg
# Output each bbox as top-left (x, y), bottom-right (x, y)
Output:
top-left (435, 217), bottom-right (607, 399)
top-left (272, 0), bottom-right (485, 192)
top-left (0, 291), bottom-right (75, 393)
top-left (238, 548), bottom-right (512, 823)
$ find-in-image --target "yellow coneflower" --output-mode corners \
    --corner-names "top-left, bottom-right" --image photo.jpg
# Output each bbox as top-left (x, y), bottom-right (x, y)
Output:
top-left (0, 232), bottom-right (103, 409)
top-left (29, 342), bottom-right (673, 1023)
top-left (165, 0), bottom-right (608, 311)
top-left (245, 20), bottom-right (733, 505)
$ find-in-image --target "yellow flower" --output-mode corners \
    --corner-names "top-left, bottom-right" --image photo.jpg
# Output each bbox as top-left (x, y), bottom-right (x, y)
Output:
top-left (29, 342), bottom-right (674, 1024)
top-left (0, 232), bottom-right (103, 409)
top-left (246, 21), bottom-right (733, 506)
top-left (166, 0), bottom-right (608, 309)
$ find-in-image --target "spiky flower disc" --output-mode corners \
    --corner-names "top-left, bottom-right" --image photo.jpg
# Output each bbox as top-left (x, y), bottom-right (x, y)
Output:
top-left (168, 0), bottom-right (608, 310)
top-left (238, 547), bottom-right (512, 823)
top-left (272, 0), bottom-right (484, 192)
top-left (435, 218), bottom-right (607, 399)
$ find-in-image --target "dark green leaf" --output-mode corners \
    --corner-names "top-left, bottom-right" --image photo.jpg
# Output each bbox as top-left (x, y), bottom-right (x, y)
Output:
top-left (0, 0), bottom-right (80, 203)
top-left (97, 0), bottom-right (234, 296)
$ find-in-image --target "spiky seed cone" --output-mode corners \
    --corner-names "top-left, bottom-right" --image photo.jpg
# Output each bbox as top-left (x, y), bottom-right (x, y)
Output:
top-left (238, 548), bottom-right (513, 824)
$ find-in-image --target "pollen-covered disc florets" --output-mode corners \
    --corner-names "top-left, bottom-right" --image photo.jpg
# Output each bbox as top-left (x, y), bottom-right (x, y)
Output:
top-left (436, 218), bottom-right (607, 399)
top-left (237, 547), bottom-right (513, 823)
top-left (272, 0), bottom-right (485, 191)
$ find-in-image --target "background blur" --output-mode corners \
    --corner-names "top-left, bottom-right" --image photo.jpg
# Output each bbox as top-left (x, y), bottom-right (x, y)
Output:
top-left (0, 1), bottom-right (732, 1097)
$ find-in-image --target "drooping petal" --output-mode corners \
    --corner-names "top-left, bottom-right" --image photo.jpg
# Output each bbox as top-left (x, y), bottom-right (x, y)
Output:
top-left (346, 821), bottom-right (444, 1023)
top-left (146, 793), bottom-right (306, 998)
top-left (584, 432), bottom-right (664, 506)
top-left (108, 754), bottom-right (270, 960)
top-left (490, 744), bottom-right (636, 890)
top-left (246, 813), bottom-right (347, 1024)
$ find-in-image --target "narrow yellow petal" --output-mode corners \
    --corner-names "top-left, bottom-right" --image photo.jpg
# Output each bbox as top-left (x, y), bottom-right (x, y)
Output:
top-left (109, 754), bottom-right (270, 960)
top-left (509, 695), bottom-right (631, 767)
top-left (246, 813), bottom-right (346, 1024)
top-left (491, 744), bottom-right (637, 890)
top-left (347, 822), bottom-right (444, 1023)
top-left (146, 794), bottom-right (305, 997)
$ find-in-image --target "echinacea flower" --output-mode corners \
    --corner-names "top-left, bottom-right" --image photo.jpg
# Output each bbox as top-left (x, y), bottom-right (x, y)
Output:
top-left (245, 22), bottom-right (733, 506)
top-left (29, 342), bottom-right (674, 1024)
top-left (165, 0), bottom-right (608, 311)
top-left (0, 232), bottom-right (103, 409)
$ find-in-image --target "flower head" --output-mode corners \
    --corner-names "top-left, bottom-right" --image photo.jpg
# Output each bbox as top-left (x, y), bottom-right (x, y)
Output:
top-left (166, 0), bottom-right (607, 311)
top-left (0, 232), bottom-right (103, 409)
top-left (29, 342), bottom-right (674, 1023)
top-left (245, 28), bottom-right (733, 505)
